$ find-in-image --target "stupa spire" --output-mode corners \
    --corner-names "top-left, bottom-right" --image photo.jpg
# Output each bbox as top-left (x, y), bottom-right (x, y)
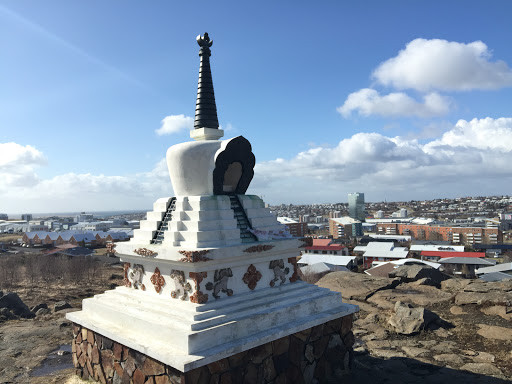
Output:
top-left (195, 32), bottom-right (219, 130)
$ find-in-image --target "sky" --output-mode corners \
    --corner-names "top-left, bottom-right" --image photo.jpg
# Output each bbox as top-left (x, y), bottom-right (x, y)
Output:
top-left (1, 1), bottom-right (512, 214)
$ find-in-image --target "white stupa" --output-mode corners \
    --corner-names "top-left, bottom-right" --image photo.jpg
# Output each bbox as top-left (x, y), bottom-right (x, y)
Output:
top-left (67, 32), bottom-right (357, 373)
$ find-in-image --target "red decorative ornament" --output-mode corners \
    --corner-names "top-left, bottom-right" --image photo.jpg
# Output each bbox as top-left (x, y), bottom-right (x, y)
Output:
top-left (189, 272), bottom-right (209, 304)
top-left (150, 267), bottom-right (166, 293)
top-left (243, 264), bottom-right (262, 290)
top-left (123, 263), bottom-right (131, 288)
top-left (288, 257), bottom-right (300, 283)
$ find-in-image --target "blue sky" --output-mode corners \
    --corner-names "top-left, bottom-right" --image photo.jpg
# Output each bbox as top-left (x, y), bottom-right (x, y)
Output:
top-left (1, 1), bottom-right (512, 213)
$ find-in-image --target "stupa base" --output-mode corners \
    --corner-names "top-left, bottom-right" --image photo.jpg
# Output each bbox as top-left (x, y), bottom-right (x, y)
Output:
top-left (71, 310), bottom-right (356, 383)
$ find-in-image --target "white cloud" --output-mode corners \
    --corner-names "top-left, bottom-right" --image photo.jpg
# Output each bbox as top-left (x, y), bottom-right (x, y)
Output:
top-left (373, 38), bottom-right (512, 91)
top-left (0, 141), bottom-right (172, 212)
top-left (248, 117), bottom-right (512, 203)
top-left (3, 116), bottom-right (512, 212)
top-left (0, 142), bottom-right (46, 191)
top-left (155, 114), bottom-right (194, 135)
top-left (427, 117), bottom-right (512, 151)
top-left (338, 88), bottom-right (451, 118)
top-left (0, 142), bottom-right (46, 169)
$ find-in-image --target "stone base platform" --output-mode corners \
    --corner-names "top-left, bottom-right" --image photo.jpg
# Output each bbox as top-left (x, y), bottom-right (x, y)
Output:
top-left (71, 313), bottom-right (355, 384)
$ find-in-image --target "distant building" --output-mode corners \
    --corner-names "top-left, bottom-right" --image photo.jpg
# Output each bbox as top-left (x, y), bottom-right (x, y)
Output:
top-left (0, 213), bottom-right (8, 220)
top-left (329, 216), bottom-right (363, 239)
top-left (21, 214), bottom-right (33, 222)
top-left (302, 239), bottom-right (348, 256)
top-left (348, 192), bottom-right (365, 221)
top-left (374, 210), bottom-right (384, 219)
top-left (438, 257), bottom-right (495, 278)
top-left (374, 222), bottom-right (501, 245)
top-left (420, 251), bottom-right (485, 261)
top-left (500, 212), bottom-right (512, 231)
top-left (76, 213), bottom-right (94, 223)
top-left (329, 211), bottom-right (342, 219)
top-left (276, 217), bottom-right (307, 237)
top-left (353, 242), bottom-right (409, 268)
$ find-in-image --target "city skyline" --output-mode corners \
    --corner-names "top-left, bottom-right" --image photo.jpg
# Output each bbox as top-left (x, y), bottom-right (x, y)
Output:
top-left (2, 1), bottom-right (512, 213)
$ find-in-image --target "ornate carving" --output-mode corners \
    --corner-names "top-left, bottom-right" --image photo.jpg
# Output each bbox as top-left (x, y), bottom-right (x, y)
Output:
top-left (133, 248), bottom-right (157, 257)
top-left (243, 244), bottom-right (275, 253)
top-left (299, 237), bottom-right (313, 248)
top-left (150, 267), bottom-right (165, 293)
top-left (178, 250), bottom-right (211, 263)
top-left (269, 260), bottom-right (290, 287)
top-left (189, 272), bottom-right (209, 304)
top-left (129, 264), bottom-right (146, 290)
top-left (243, 264), bottom-right (262, 290)
top-left (205, 268), bottom-right (233, 299)
top-left (170, 270), bottom-right (192, 300)
top-left (288, 257), bottom-right (300, 283)
top-left (106, 242), bottom-right (116, 255)
top-left (123, 263), bottom-right (131, 288)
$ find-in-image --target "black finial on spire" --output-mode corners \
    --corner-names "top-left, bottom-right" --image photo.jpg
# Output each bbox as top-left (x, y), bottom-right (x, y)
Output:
top-left (194, 32), bottom-right (219, 130)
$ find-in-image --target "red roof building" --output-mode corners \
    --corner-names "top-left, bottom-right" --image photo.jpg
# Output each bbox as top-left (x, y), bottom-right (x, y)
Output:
top-left (304, 243), bottom-right (348, 256)
top-left (421, 251), bottom-right (485, 260)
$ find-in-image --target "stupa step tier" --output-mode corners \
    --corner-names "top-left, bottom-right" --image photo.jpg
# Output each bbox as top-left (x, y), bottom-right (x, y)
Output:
top-left (67, 281), bottom-right (357, 372)
top-left (133, 195), bottom-right (284, 248)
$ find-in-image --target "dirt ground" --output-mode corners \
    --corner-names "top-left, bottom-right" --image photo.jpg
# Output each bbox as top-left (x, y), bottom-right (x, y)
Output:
top-left (0, 255), bottom-right (123, 383)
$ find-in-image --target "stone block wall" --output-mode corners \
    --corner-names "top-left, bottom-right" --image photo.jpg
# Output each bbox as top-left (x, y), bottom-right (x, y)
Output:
top-left (71, 314), bottom-right (354, 384)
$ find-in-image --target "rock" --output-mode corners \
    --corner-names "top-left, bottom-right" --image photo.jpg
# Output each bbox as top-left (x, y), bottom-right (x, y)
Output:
top-left (371, 349), bottom-right (406, 359)
top-left (389, 339), bottom-right (418, 348)
top-left (35, 308), bottom-right (51, 317)
top-left (316, 272), bottom-right (399, 301)
top-left (0, 307), bottom-right (18, 320)
top-left (463, 280), bottom-right (512, 293)
top-left (481, 305), bottom-right (512, 320)
top-left (430, 341), bottom-right (456, 353)
top-left (402, 346), bottom-right (428, 358)
top-left (388, 301), bottom-right (434, 335)
top-left (433, 328), bottom-right (452, 338)
top-left (142, 357), bottom-right (165, 376)
top-left (472, 351), bottom-right (495, 363)
top-left (460, 363), bottom-right (503, 376)
top-left (366, 340), bottom-right (391, 349)
top-left (476, 324), bottom-right (512, 341)
top-left (462, 349), bottom-right (477, 356)
top-left (454, 291), bottom-right (512, 306)
top-left (433, 354), bottom-right (464, 366)
top-left (449, 306), bottom-right (466, 315)
top-left (30, 303), bottom-right (48, 312)
top-left (368, 284), bottom-right (452, 308)
top-left (0, 292), bottom-right (34, 318)
top-left (389, 265), bottom-right (449, 287)
top-left (441, 278), bottom-right (471, 292)
top-left (54, 301), bottom-right (72, 312)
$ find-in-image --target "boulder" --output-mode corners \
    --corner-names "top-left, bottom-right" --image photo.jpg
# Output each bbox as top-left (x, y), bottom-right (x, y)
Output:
top-left (54, 301), bottom-right (72, 312)
top-left (460, 363), bottom-right (502, 376)
top-left (387, 301), bottom-right (434, 335)
top-left (463, 280), bottom-right (512, 293)
top-left (0, 292), bottom-right (35, 318)
top-left (476, 324), bottom-right (512, 341)
top-left (454, 291), bottom-right (512, 306)
top-left (440, 278), bottom-right (471, 292)
top-left (480, 305), bottom-right (512, 320)
top-left (389, 265), bottom-right (449, 287)
top-left (317, 272), bottom-right (399, 301)
top-left (367, 284), bottom-right (452, 308)
top-left (433, 353), bottom-right (464, 366)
